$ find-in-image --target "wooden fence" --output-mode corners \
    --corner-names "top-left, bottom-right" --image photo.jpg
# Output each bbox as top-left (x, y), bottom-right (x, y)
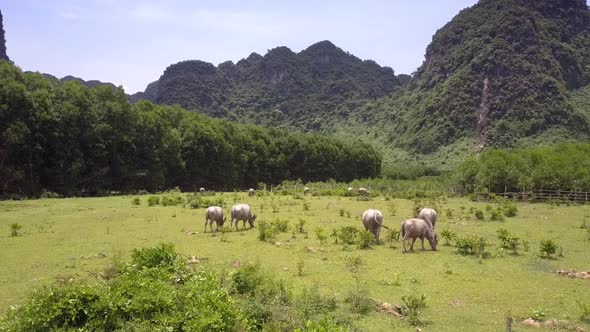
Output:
top-left (475, 190), bottom-right (590, 203)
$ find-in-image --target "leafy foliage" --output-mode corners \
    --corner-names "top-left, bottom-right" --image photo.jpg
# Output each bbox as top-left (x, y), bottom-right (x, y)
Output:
top-left (0, 62), bottom-right (381, 198)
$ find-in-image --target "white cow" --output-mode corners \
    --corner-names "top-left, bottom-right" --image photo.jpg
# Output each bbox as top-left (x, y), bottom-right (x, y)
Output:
top-left (231, 204), bottom-right (256, 230)
top-left (204, 206), bottom-right (226, 233)
top-left (248, 188), bottom-right (255, 197)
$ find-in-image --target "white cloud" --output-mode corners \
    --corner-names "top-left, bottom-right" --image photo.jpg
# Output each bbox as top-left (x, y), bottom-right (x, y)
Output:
top-left (130, 3), bottom-right (173, 21)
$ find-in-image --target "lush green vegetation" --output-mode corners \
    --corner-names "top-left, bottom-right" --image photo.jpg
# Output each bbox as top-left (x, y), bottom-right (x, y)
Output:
top-left (0, 61), bottom-right (381, 198)
top-left (1, 193), bottom-right (589, 331)
top-left (0, 10), bottom-right (8, 61)
top-left (129, 1), bottom-right (590, 166)
top-left (455, 143), bottom-right (590, 193)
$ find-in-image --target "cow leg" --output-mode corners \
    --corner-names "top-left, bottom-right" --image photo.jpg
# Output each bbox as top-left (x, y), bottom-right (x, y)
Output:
top-left (410, 238), bottom-right (416, 251)
top-left (204, 219), bottom-right (208, 233)
top-left (402, 238), bottom-right (407, 253)
top-left (234, 219), bottom-right (239, 231)
top-left (421, 237), bottom-right (425, 251)
top-left (376, 227), bottom-right (381, 244)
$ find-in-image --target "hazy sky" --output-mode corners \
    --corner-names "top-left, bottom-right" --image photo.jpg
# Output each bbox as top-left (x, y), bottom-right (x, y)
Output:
top-left (2, 0), bottom-right (480, 93)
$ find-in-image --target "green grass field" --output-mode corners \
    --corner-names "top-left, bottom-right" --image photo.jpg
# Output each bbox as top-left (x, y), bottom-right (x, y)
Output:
top-left (1, 193), bottom-right (589, 331)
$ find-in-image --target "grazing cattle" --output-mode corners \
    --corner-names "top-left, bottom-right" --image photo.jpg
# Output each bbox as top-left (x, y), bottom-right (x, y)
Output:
top-left (199, 187), bottom-right (206, 193)
top-left (204, 206), bottom-right (226, 233)
top-left (347, 187), bottom-right (354, 192)
top-left (231, 204), bottom-right (256, 230)
top-left (361, 209), bottom-right (387, 242)
top-left (399, 218), bottom-right (438, 253)
top-left (418, 208), bottom-right (438, 229)
top-left (304, 187), bottom-right (310, 195)
top-left (248, 188), bottom-right (255, 197)
top-left (358, 187), bottom-right (369, 196)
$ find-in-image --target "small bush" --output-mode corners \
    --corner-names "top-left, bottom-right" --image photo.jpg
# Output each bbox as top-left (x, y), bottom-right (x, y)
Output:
top-left (402, 293), bottom-right (427, 326)
top-left (296, 260), bottom-right (305, 277)
top-left (579, 302), bottom-right (590, 322)
top-left (131, 197), bottom-right (141, 205)
top-left (474, 209), bottom-right (485, 220)
top-left (302, 201), bottom-right (310, 211)
top-left (257, 220), bottom-right (278, 243)
top-left (445, 208), bottom-right (454, 219)
top-left (455, 235), bottom-right (489, 258)
top-left (339, 209), bottom-right (345, 217)
top-left (440, 229), bottom-right (457, 246)
top-left (387, 204), bottom-right (397, 217)
top-left (344, 287), bottom-right (373, 315)
top-left (40, 189), bottom-right (61, 199)
top-left (130, 243), bottom-right (179, 271)
top-left (296, 285), bottom-right (338, 320)
top-left (490, 208), bottom-right (505, 221)
top-left (497, 228), bottom-right (521, 255)
top-left (147, 196), bottom-right (160, 206)
top-left (502, 201), bottom-right (518, 217)
top-left (297, 219), bottom-right (307, 233)
top-left (539, 239), bottom-right (558, 258)
top-left (315, 227), bottom-right (327, 245)
top-left (346, 210), bottom-right (351, 218)
top-left (385, 228), bottom-right (399, 248)
top-left (357, 231), bottom-right (374, 249)
top-left (337, 226), bottom-right (360, 245)
top-left (220, 226), bottom-right (230, 242)
top-left (10, 223), bottom-right (22, 237)
top-left (272, 219), bottom-right (290, 233)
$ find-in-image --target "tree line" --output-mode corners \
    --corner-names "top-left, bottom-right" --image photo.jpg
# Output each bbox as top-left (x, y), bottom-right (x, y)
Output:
top-left (0, 61), bottom-right (381, 197)
top-left (455, 143), bottom-right (590, 193)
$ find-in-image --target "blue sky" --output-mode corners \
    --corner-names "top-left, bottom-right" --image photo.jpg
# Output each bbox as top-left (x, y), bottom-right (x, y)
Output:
top-left (2, 0), bottom-right (481, 93)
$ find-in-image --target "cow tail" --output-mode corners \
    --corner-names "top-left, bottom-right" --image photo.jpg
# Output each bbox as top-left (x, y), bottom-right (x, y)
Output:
top-left (397, 221), bottom-right (405, 240)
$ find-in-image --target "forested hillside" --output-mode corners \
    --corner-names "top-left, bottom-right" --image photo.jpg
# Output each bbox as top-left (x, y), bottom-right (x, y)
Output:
top-left (133, 40), bottom-right (402, 131)
top-left (131, 0), bottom-right (590, 168)
top-left (0, 61), bottom-right (381, 197)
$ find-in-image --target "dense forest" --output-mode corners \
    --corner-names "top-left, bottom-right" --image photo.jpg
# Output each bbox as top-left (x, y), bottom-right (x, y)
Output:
top-left (0, 9), bottom-right (8, 61)
top-left (455, 143), bottom-right (590, 193)
top-left (0, 61), bottom-right (381, 197)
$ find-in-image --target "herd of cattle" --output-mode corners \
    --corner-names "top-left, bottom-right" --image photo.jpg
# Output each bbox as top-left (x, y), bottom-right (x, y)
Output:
top-left (202, 188), bottom-right (439, 253)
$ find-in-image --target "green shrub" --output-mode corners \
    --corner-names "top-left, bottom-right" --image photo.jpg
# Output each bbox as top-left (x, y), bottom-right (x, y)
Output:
top-left (440, 229), bottom-right (457, 246)
top-left (186, 194), bottom-right (223, 209)
top-left (490, 208), bottom-right (505, 221)
top-left (344, 287), bottom-right (373, 315)
top-left (337, 226), bottom-right (360, 245)
top-left (147, 196), bottom-right (160, 206)
top-left (385, 228), bottom-right (399, 248)
top-left (295, 318), bottom-right (345, 332)
top-left (502, 201), bottom-right (518, 217)
top-left (303, 201), bottom-right (310, 211)
top-left (131, 197), bottom-right (141, 205)
top-left (339, 209), bottom-right (345, 217)
top-left (387, 203), bottom-right (397, 216)
top-left (455, 235), bottom-right (489, 258)
top-left (297, 218), bottom-right (307, 233)
top-left (315, 227), bottom-right (327, 245)
top-left (539, 239), bottom-right (558, 258)
top-left (40, 189), bottom-right (61, 199)
top-left (131, 243), bottom-right (179, 270)
top-left (474, 209), bottom-right (485, 220)
top-left (579, 302), bottom-right (590, 322)
top-left (402, 293), bottom-right (427, 326)
top-left (296, 285), bottom-right (337, 320)
top-left (497, 228), bottom-right (521, 255)
top-left (257, 220), bottom-right (278, 242)
top-left (357, 230), bottom-right (374, 249)
top-left (9, 223), bottom-right (22, 237)
top-left (272, 219), bottom-right (290, 233)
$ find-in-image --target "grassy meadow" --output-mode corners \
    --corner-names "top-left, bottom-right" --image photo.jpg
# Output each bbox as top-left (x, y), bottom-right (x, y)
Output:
top-left (1, 192), bottom-right (589, 331)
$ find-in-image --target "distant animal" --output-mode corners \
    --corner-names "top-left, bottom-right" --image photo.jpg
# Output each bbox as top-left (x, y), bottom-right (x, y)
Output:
top-left (361, 209), bottom-right (388, 242)
top-left (204, 206), bottom-right (226, 233)
top-left (358, 187), bottom-right (369, 196)
top-left (248, 188), bottom-right (255, 197)
top-left (199, 187), bottom-right (206, 193)
top-left (304, 187), bottom-right (310, 194)
top-left (418, 208), bottom-right (438, 229)
top-left (231, 204), bottom-right (257, 230)
top-left (347, 187), bottom-right (354, 192)
top-left (399, 218), bottom-right (438, 253)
